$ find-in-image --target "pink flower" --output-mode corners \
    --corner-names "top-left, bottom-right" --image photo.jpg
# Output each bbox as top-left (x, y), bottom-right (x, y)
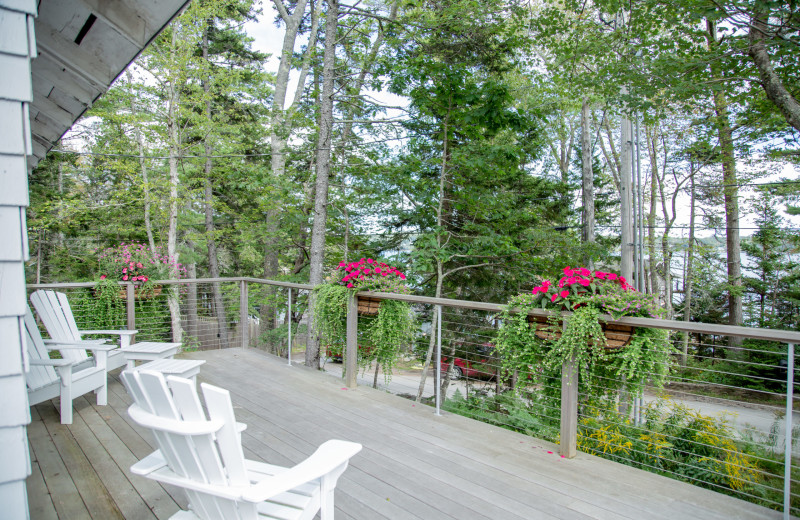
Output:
top-left (142, 276), bottom-right (148, 282)
top-left (123, 275), bottom-right (129, 281)
top-left (100, 275), bottom-right (106, 280)
top-left (347, 283), bottom-right (354, 288)
top-left (560, 290), bottom-right (569, 298)
top-left (578, 279), bottom-right (591, 287)
top-left (399, 274), bottom-right (406, 280)
top-left (339, 261), bottom-right (346, 268)
top-left (551, 293), bottom-right (558, 303)
top-left (579, 267), bottom-right (591, 277)
top-left (607, 273), bottom-right (618, 281)
top-left (595, 271), bottom-right (606, 279)
top-left (123, 267), bottom-right (128, 273)
top-left (367, 258), bottom-right (374, 264)
top-left (563, 266), bottom-right (572, 275)
top-left (137, 262), bottom-right (143, 268)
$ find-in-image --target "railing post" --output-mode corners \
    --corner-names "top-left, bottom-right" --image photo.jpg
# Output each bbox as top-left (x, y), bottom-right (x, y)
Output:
top-left (560, 316), bottom-right (578, 458)
top-left (435, 304), bottom-right (442, 416)
top-left (126, 283), bottom-right (135, 343)
top-left (240, 280), bottom-right (248, 349)
top-left (560, 353), bottom-right (579, 458)
top-left (287, 288), bottom-right (293, 366)
top-left (345, 292), bottom-right (358, 388)
top-left (784, 342), bottom-right (794, 520)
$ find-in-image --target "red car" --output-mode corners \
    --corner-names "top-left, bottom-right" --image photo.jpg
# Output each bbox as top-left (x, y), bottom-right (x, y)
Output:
top-left (439, 343), bottom-right (498, 380)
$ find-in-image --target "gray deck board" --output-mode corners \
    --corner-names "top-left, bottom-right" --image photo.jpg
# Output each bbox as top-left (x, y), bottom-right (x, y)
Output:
top-left (26, 347), bottom-right (785, 519)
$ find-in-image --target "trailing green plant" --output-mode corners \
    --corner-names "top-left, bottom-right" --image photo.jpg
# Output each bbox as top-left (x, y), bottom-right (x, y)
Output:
top-left (496, 267), bottom-right (677, 401)
top-left (70, 279), bottom-right (173, 342)
top-left (314, 257), bottom-right (417, 383)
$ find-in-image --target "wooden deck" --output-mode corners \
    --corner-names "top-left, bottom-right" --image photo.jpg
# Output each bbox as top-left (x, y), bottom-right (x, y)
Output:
top-left (27, 347), bottom-right (783, 520)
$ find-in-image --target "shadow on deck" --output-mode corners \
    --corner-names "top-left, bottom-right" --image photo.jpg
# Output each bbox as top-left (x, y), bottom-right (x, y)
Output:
top-left (27, 347), bottom-right (783, 519)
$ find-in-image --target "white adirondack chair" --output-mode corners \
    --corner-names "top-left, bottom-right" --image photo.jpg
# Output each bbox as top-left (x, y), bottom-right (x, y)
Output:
top-left (30, 289), bottom-right (177, 371)
top-left (25, 309), bottom-right (112, 424)
top-left (121, 370), bottom-right (362, 520)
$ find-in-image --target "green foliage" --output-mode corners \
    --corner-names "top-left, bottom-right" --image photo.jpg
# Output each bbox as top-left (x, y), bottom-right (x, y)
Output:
top-left (442, 389), bottom-right (560, 442)
top-left (313, 283), bottom-right (417, 382)
top-left (578, 398), bottom-right (791, 511)
top-left (70, 280), bottom-right (173, 342)
top-left (314, 284), bottom-right (350, 355)
top-left (496, 291), bottom-right (677, 401)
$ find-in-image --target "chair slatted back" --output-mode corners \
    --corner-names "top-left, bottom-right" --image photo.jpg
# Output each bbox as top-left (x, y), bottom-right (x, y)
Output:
top-left (31, 289), bottom-right (89, 363)
top-left (121, 370), bottom-right (257, 520)
top-left (23, 309), bottom-right (58, 391)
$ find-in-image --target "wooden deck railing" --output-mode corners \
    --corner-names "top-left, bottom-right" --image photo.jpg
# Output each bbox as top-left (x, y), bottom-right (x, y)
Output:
top-left (28, 277), bottom-right (800, 518)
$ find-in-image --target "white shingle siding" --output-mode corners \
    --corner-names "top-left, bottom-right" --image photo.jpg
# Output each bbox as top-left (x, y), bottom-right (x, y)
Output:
top-left (0, 1), bottom-right (36, 518)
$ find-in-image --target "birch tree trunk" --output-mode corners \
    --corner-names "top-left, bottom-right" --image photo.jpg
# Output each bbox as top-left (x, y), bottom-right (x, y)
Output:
top-left (166, 48), bottom-right (183, 344)
top-left (306, 0), bottom-right (338, 368)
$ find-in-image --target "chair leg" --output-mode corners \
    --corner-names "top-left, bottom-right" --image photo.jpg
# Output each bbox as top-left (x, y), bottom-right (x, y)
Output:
top-left (60, 381), bottom-right (73, 425)
top-left (96, 379), bottom-right (108, 406)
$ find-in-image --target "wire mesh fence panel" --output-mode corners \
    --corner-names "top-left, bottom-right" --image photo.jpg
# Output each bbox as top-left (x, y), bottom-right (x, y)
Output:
top-left (574, 327), bottom-right (800, 516)
top-left (248, 285), bottom-right (310, 360)
top-left (25, 279), bottom-right (800, 516)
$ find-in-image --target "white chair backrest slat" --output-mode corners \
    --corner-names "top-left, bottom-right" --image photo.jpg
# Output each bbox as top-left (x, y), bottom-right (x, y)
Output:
top-left (30, 290), bottom-right (89, 363)
top-left (23, 310), bottom-right (57, 390)
top-left (55, 291), bottom-right (83, 339)
top-left (125, 370), bottom-right (253, 520)
top-left (170, 377), bottom-right (245, 520)
top-left (129, 371), bottom-right (224, 519)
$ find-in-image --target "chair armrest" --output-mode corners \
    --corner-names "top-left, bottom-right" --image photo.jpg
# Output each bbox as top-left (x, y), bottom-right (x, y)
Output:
top-left (81, 330), bottom-right (137, 348)
top-left (30, 358), bottom-right (73, 367)
top-left (242, 440), bottom-right (362, 502)
top-left (46, 343), bottom-right (116, 352)
top-left (82, 330), bottom-right (138, 336)
top-left (130, 450), bottom-right (168, 476)
top-left (44, 339), bottom-right (108, 346)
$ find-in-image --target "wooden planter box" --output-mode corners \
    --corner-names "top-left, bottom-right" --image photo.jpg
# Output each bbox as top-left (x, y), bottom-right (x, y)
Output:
top-left (357, 296), bottom-right (381, 316)
top-left (528, 315), bottom-right (633, 350)
top-left (117, 285), bottom-right (162, 300)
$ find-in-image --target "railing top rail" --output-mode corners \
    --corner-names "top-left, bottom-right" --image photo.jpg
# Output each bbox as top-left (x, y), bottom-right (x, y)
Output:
top-left (27, 278), bottom-right (800, 344)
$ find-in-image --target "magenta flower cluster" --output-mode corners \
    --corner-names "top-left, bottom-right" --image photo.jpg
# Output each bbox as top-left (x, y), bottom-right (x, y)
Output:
top-left (532, 266), bottom-right (634, 308)
top-left (97, 242), bottom-right (186, 284)
top-left (335, 258), bottom-right (406, 289)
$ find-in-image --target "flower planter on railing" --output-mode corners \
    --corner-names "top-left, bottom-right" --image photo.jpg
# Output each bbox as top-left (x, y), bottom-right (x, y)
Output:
top-left (528, 314), bottom-right (633, 350)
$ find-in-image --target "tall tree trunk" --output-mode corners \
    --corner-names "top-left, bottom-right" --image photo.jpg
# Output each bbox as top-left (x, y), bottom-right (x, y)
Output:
top-left (306, 0), bottom-right (338, 368)
top-left (581, 97), bottom-right (595, 269)
top-left (416, 103), bottom-right (451, 402)
top-left (682, 168), bottom-right (697, 366)
top-left (202, 24), bottom-right (229, 349)
top-left (620, 115), bottom-right (634, 280)
top-left (264, 0), bottom-right (318, 345)
top-left (165, 30), bottom-right (183, 344)
top-left (748, 9), bottom-right (800, 132)
top-left (645, 125), bottom-right (658, 295)
top-left (127, 69), bottom-right (156, 251)
top-left (707, 20), bottom-right (744, 350)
